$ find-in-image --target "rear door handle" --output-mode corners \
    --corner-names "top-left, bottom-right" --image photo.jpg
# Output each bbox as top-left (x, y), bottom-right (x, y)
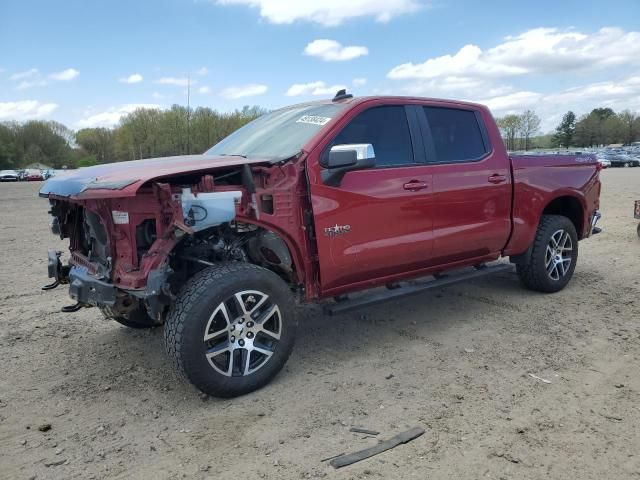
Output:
top-left (403, 181), bottom-right (429, 191)
top-left (488, 174), bottom-right (507, 184)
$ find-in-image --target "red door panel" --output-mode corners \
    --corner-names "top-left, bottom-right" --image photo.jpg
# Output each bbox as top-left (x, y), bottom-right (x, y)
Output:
top-left (421, 106), bottom-right (512, 264)
top-left (310, 166), bottom-right (433, 291)
top-left (430, 155), bottom-right (511, 264)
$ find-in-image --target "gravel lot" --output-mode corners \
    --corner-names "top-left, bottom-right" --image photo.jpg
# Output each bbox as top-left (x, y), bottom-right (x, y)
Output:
top-left (1, 169), bottom-right (639, 480)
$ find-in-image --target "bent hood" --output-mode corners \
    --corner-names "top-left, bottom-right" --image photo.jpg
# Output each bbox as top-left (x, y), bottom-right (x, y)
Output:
top-left (39, 154), bottom-right (268, 199)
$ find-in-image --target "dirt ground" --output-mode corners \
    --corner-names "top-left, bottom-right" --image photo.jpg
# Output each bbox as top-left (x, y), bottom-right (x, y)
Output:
top-left (0, 169), bottom-right (639, 480)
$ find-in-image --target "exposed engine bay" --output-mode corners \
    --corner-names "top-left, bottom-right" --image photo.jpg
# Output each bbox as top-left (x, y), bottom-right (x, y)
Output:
top-left (43, 162), bottom-right (306, 323)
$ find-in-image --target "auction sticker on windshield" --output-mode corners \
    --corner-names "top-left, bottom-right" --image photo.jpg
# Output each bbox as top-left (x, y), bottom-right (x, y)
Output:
top-left (296, 115), bottom-right (332, 126)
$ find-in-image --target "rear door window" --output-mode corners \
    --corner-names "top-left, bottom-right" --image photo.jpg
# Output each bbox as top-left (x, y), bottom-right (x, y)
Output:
top-left (423, 107), bottom-right (489, 163)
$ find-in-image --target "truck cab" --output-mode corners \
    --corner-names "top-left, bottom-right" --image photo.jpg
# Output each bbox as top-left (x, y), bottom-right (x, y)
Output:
top-left (307, 96), bottom-right (512, 294)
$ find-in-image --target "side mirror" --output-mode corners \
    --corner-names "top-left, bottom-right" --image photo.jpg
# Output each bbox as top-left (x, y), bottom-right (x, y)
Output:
top-left (322, 144), bottom-right (376, 186)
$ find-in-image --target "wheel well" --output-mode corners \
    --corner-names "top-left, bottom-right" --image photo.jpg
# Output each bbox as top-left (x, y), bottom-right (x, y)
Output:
top-left (542, 196), bottom-right (584, 238)
top-left (170, 224), bottom-right (299, 288)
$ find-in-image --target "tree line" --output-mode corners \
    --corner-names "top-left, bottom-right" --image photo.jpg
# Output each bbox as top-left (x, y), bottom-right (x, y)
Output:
top-left (551, 108), bottom-right (640, 148)
top-left (496, 108), bottom-right (640, 151)
top-left (495, 110), bottom-right (542, 151)
top-left (0, 105), bottom-right (265, 170)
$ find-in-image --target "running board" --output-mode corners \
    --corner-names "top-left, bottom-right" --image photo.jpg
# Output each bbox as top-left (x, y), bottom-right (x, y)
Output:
top-left (323, 263), bottom-right (513, 316)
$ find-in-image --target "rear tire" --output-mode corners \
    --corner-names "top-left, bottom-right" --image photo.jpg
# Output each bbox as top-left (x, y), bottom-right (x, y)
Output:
top-left (516, 215), bottom-right (578, 293)
top-left (164, 263), bottom-right (297, 398)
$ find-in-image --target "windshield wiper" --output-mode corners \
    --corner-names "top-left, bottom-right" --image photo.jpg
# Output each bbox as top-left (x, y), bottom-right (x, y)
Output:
top-left (219, 153), bottom-right (247, 159)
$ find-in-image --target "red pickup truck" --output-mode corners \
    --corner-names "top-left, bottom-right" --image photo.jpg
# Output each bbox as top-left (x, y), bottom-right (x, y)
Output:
top-left (41, 92), bottom-right (601, 397)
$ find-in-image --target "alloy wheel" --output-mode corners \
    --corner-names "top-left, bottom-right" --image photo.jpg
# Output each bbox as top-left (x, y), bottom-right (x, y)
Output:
top-left (545, 229), bottom-right (573, 281)
top-left (203, 290), bottom-right (282, 377)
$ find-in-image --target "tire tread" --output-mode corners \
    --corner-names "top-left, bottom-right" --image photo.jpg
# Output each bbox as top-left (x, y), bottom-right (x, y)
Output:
top-left (516, 214), bottom-right (578, 293)
top-left (164, 262), bottom-right (296, 397)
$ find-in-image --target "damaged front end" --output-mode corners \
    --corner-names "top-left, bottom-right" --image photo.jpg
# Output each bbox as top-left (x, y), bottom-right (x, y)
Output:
top-left (42, 181), bottom-right (186, 318)
top-left (40, 158), bottom-right (308, 322)
top-left (42, 166), bottom-right (250, 317)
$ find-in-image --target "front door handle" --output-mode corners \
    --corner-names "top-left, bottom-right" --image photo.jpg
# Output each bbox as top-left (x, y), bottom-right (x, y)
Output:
top-left (403, 181), bottom-right (428, 191)
top-left (488, 174), bottom-right (507, 184)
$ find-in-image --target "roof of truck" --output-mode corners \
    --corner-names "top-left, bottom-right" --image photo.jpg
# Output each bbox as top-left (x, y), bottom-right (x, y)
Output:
top-left (282, 94), bottom-right (489, 112)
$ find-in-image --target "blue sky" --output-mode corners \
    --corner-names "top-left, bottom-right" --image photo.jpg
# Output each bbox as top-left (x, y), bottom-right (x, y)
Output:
top-left (1, 0), bottom-right (639, 132)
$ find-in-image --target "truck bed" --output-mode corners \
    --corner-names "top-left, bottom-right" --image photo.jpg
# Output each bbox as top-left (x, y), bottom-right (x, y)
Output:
top-left (505, 153), bottom-right (601, 256)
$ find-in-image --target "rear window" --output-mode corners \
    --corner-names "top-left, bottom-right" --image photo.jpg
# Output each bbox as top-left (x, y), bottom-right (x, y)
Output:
top-left (424, 107), bottom-right (488, 163)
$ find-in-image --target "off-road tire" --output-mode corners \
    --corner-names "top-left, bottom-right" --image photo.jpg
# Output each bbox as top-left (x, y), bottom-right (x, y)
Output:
top-left (100, 304), bottom-right (161, 329)
top-left (516, 215), bottom-right (578, 293)
top-left (164, 263), bottom-right (297, 398)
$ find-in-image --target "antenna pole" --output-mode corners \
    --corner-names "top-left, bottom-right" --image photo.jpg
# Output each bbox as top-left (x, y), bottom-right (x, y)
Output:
top-left (187, 74), bottom-right (191, 155)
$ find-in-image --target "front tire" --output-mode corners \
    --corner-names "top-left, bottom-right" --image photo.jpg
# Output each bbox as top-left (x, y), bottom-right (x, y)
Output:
top-left (516, 215), bottom-right (578, 293)
top-left (164, 263), bottom-right (297, 398)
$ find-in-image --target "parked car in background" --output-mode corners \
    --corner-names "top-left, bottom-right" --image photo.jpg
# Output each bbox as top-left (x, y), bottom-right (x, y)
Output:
top-left (627, 151), bottom-right (640, 163)
top-left (25, 169), bottom-right (45, 181)
top-left (595, 154), bottom-right (611, 168)
top-left (0, 170), bottom-right (20, 181)
top-left (609, 154), bottom-right (640, 168)
top-left (598, 158), bottom-right (611, 168)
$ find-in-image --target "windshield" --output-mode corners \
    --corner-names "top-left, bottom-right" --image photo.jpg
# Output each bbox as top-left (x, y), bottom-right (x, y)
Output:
top-left (206, 103), bottom-right (346, 161)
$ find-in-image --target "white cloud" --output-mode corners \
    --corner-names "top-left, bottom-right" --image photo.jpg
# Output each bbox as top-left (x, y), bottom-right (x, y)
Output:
top-left (478, 91), bottom-right (543, 112)
top-left (9, 69), bottom-right (47, 90)
top-left (215, 0), bottom-right (423, 26)
top-left (0, 100), bottom-right (58, 120)
top-left (388, 27), bottom-right (640, 81)
top-left (16, 79), bottom-right (48, 90)
top-left (155, 76), bottom-right (192, 87)
top-left (220, 84), bottom-right (268, 99)
top-left (10, 68), bottom-right (39, 81)
top-left (151, 92), bottom-right (170, 99)
top-left (197, 86), bottom-right (212, 94)
top-left (486, 27), bottom-right (640, 74)
top-left (10, 67), bottom-right (79, 86)
top-left (476, 75), bottom-right (640, 131)
top-left (388, 44), bottom-right (524, 81)
top-left (10, 67), bottom-right (79, 90)
top-left (49, 68), bottom-right (80, 81)
top-left (119, 73), bottom-right (143, 84)
top-left (546, 76), bottom-right (640, 107)
top-left (77, 104), bottom-right (161, 128)
top-left (195, 67), bottom-right (209, 76)
top-left (286, 81), bottom-right (347, 97)
top-left (304, 39), bottom-right (368, 61)
top-left (352, 77), bottom-right (367, 87)
top-left (385, 26), bottom-right (640, 132)
top-left (390, 75), bottom-right (514, 100)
